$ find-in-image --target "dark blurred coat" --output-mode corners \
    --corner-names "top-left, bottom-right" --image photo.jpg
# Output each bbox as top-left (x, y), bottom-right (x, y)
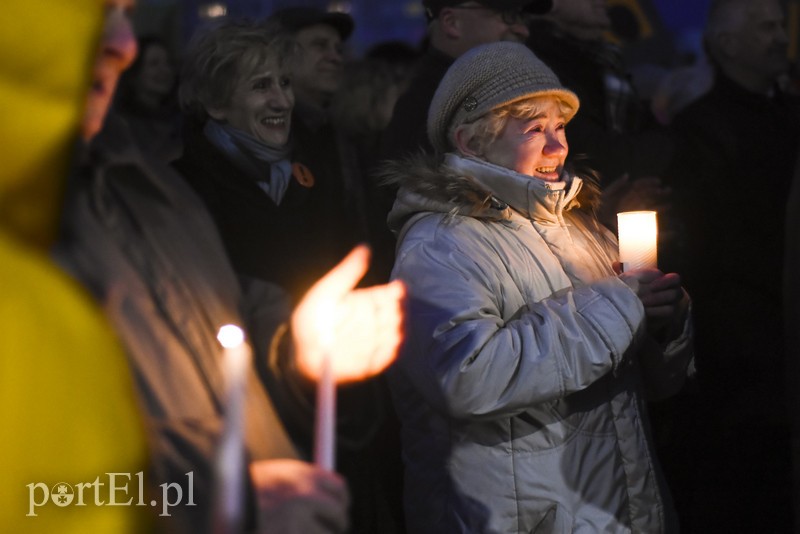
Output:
top-left (173, 114), bottom-right (365, 304)
top-left (663, 70), bottom-right (800, 533)
top-left (527, 20), bottom-right (673, 181)
top-left (56, 115), bottom-right (301, 534)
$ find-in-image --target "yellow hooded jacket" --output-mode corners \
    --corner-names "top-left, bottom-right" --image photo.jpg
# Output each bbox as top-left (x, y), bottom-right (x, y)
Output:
top-left (0, 1), bottom-right (150, 531)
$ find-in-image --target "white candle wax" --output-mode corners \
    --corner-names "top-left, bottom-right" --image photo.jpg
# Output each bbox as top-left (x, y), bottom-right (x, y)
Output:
top-left (314, 352), bottom-right (335, 470)
top-left (314, 302), bottom-right (336, 471)
top-left (214, 324), bottom-right (250, 533)
top-left (617, 211), bottom-right (658, 271)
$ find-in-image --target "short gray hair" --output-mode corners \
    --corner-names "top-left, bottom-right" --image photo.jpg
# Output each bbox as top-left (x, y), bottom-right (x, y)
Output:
top-left (179, 18), bottom-right (296, 122)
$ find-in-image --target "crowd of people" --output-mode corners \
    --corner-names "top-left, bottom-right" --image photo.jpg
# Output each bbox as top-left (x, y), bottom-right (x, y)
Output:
top-left (3, 0), bottom-right (800, 532)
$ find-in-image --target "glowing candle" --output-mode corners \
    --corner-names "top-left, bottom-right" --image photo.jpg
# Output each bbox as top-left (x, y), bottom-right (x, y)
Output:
top-left (213, 324), bottom-right (250, 534)
top-left (314, 302), bottom-right (336, 471)
top-left (617, 211), bottom-right (658, 271)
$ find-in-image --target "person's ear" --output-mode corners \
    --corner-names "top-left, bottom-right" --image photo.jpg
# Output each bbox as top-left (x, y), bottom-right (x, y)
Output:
top-left (716, 32), bottom-right (739, 61)
top-left (438, 8), bottom-right (462, 39)
top-left (454, 125), bottom-right (480, 157)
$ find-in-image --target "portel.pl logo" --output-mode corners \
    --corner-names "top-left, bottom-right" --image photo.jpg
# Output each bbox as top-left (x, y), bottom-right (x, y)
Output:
top-left (27, 472), bottom-right (195, 518)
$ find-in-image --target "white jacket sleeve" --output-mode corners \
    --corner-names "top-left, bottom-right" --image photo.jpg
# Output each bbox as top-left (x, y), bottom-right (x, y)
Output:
top-left (392, 235), bottom-right (646, 420)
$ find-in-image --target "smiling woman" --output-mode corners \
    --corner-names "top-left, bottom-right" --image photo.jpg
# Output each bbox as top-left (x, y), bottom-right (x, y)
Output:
top-left (173, 18), bottom-right (365, 303)
top-left (176, 19), bottom-right (297, 205)
top-left (379, 41), bottom-right (694, 533)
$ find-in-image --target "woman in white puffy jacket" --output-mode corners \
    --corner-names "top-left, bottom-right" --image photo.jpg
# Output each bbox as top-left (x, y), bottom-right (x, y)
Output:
top-left (383, 41), bottom-right (694, 534)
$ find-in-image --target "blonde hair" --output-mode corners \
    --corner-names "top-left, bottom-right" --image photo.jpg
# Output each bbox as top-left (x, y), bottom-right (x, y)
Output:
top-left (179, 18), bottom-right (296, 122)
top-left (455, 96), bottom-right (576, 155)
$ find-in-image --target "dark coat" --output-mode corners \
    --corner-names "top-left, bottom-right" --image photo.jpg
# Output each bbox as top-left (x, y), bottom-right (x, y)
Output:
top-left (173, 125), bottom-right (364, 303)
top-left (379, 46), bottom-right (453, 162)
top-left (661, 72), bottom-right (800, 532)
top-left (527, 21), bottom-right (673, 181)
top-left (56, 115), bottom-right (301, 534)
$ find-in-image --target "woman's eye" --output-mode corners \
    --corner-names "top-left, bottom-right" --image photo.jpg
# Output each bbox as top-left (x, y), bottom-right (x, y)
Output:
top-left (253, 80), bottom-right (268, 90)
top-left (279, 77), bottom-right (291, 88)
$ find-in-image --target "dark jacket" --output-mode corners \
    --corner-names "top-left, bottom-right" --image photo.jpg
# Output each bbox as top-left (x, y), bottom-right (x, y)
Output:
top-left (175, 118), bottom-right (400, 533)
top-left (379, 46), bottom-right (454, 162)
top-left (55, 115), bottom-right (302, 534)
top-left (173, 124), bottom-right (364, 303)
top-left (527, 20), bottom-right (673, 181)
top-left (666, 72), bottom-right (800, 400)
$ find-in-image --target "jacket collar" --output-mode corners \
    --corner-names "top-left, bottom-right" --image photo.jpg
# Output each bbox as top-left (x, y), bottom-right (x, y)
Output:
top-left (386, 153), bottom-right (586, 234)
top-left (443, 154), bottom-right (583, 223)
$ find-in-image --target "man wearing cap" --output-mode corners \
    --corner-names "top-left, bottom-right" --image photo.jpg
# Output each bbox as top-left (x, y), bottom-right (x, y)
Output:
top-left (380, 0), bottom-right (553, 162)
top-left (382, 41), bottom-right (692, 533)
top-left (261, 13), bottom-right (404, 533)
top-left (267, 7), bottom-right (353, 113)
top-left (266, 7), bottom-right (369, 258)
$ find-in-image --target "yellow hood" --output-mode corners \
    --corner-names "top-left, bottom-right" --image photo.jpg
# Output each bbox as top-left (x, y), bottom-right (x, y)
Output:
top-left (0, 0), bottom-right (102, 248)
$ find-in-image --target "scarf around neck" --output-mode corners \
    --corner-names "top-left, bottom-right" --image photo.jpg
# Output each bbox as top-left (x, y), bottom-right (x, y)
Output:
top-left (204, 119), bottom-right (293, 204)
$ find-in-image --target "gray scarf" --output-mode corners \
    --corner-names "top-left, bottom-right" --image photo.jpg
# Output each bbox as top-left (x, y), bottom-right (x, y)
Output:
top-left (204, 120), bottom-right (293, 204)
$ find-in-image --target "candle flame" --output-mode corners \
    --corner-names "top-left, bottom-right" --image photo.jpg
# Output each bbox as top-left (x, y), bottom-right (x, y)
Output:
top-left (617, 210), bottom-right (658, 271)
top-left (217, 324), bottom-right (245, 348)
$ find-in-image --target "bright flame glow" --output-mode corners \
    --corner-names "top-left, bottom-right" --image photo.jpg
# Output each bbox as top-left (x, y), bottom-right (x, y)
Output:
top-left (217, 324), bottom-right (245, 348)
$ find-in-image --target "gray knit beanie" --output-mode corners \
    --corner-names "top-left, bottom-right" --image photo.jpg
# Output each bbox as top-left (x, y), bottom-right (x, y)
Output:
top-left (427, 41), bottom-right (579, 154)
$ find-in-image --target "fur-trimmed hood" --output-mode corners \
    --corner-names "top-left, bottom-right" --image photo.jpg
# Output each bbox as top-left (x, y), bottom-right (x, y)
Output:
top-left (379, 152), bottom-right (602, 235)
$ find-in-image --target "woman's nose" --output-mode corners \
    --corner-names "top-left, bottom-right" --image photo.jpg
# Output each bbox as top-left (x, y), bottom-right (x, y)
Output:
top-left (104, 8), bottom-right (137, 69)
top-left (270, 87), bottom-right (293, 110)
top-left (543, 133), bottom-right (567, 156)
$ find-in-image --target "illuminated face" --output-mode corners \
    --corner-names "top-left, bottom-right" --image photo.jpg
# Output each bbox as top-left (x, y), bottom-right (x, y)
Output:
top-left (209, 53), bottom-right (294, 147)
top-left (481, 97), bottom-right (569, 181)
top-left (292, 24), bottom-right (344, 105)
top-left (82, 0), bottom-right (138, 141)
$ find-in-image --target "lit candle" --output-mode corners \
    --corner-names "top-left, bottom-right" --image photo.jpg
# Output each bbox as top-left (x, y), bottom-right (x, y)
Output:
top-left (313, 302), bottom-right (336, 471)
top-left (213, 324), bottom-right (250, 534)
top-left (617, 210), bottom-right (658, 271)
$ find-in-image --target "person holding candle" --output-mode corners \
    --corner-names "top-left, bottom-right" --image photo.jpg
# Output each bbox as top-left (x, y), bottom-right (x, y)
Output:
top-left (55, 4), bottom-right (406, 533)
top-left (174, 18), bottom-right (411, 533)
top-left (381, 41), bottom-right (693, 533)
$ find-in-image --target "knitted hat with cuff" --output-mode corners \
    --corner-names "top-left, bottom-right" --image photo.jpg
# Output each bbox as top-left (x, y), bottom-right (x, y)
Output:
top-left (427, 41), bottom-right (580, 154)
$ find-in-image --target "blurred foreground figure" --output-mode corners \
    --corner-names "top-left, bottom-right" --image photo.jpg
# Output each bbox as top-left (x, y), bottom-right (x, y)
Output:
top-left (56, 5), bottom-right (405, 534)
top-left (662, 0), bottom-right (799, 530)
top-left (0, 0), bottom-right (150, 532)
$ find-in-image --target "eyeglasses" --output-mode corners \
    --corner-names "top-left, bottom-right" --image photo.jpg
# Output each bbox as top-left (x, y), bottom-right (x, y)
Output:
top-left (450, 4), bottom-right (531, 25)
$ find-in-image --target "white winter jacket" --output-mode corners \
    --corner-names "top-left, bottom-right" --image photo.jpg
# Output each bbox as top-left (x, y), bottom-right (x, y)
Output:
top-left (386, 154), bottom-right (693, 533)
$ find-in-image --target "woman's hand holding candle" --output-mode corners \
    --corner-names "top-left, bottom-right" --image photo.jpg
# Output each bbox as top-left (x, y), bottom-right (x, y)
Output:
top-left (614, 263), bottom-right (689, 338)
top-left (291, 244), bottom-right (406, 383)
